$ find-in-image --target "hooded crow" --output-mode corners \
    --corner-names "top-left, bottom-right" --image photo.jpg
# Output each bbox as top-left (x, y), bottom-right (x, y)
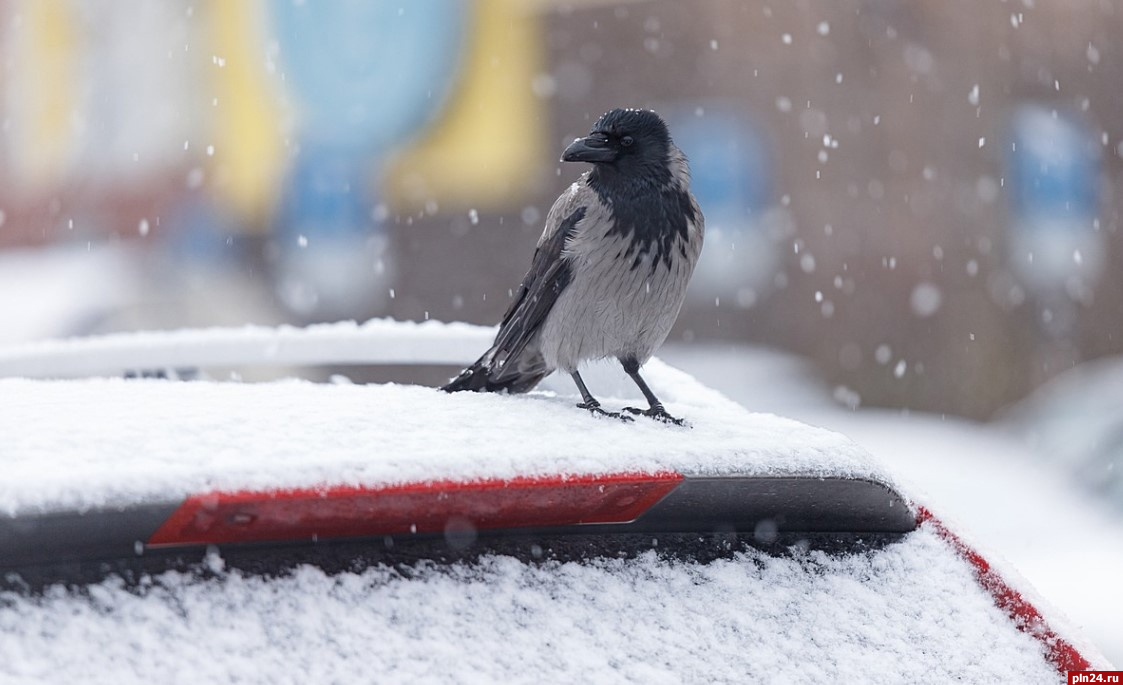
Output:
top-left (441, 108), bottom-right (704, 424)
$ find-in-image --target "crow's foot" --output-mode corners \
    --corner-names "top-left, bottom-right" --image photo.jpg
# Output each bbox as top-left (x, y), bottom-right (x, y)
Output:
top-left (577, 401), bottom-right (634, 422)
top-left (623, 404), bottom-right (687, 427)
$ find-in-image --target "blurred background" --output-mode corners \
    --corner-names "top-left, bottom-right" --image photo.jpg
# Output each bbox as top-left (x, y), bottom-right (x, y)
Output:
top-left (3, 0), bottom-right (1122, 416)
top-left (2, 0), bottom-right (1123, 661)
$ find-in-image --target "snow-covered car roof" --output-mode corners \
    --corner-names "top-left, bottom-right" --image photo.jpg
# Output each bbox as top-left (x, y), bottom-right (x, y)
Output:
top-left (0, 365), bottom-right (888, 517)
top-left (0, 320), bottom-right (1107, 682)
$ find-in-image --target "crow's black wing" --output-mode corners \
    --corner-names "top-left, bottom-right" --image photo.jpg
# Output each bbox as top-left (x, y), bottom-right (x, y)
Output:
top-left (489, 204), bottom-right (587, 376)
top-left (441, 182), bottom-right (592, 394)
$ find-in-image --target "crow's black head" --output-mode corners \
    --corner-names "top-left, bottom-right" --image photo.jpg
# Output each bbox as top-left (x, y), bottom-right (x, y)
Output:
top-left (564, 109), bottom-right (697, 268)
top-left (562, 108), bottom-right (673, 181)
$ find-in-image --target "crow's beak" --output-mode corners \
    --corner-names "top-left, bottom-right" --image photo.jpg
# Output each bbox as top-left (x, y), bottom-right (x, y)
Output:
top-left (561, 136), bottom-right (616, 163)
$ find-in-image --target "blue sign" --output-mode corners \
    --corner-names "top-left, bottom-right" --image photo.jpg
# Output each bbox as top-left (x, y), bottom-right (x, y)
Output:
top-left (266, 1), bottom-right (467, 319)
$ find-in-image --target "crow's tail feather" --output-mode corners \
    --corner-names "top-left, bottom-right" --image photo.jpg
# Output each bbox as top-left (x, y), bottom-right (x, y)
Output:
top-left (441, 349), bottom-right (547, 394)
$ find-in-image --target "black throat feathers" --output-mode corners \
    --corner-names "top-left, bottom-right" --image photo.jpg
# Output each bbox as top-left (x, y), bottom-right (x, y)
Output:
top-left (588, 169), bottom-right (697, 272)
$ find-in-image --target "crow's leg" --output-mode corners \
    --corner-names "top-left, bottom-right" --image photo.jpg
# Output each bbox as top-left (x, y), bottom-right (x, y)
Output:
top-left (620, 359), bottom-right (686, 426)
top-left (571, 371), bottom-right (632, 422)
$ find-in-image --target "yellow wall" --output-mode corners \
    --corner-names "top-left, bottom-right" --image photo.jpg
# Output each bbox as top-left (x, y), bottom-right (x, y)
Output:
top-left (384, 0), bottom-right (547, 213)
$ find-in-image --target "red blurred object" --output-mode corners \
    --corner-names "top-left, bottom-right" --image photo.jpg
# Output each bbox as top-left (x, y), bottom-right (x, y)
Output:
top-left (147, 471), bottom-right (684, 547)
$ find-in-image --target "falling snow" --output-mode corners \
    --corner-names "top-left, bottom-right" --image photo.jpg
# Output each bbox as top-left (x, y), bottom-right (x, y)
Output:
top-left (875, 344), bottom-right (893, 365)
top-left (910, 282), bottom-right (942, 318)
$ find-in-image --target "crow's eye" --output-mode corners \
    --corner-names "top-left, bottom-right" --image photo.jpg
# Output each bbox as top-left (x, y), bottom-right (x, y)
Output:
top-left (620, 136), bottom-right (635, 147)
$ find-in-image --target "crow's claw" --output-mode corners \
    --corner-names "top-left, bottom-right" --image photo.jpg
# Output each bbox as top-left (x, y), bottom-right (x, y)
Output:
top-left (577, 402), bottom-right (634, 422)
top-left (623, 405), bottom-right (688, 427)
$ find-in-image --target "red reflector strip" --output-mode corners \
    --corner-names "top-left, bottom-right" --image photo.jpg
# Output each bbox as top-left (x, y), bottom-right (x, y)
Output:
top-left (148, 471), bottom-right (683, 547)
top-left (916, 507), bottom-right (1093, 674)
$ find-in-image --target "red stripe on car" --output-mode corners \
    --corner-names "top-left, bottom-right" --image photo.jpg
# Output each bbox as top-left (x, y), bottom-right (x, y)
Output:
top-left (148, 471), bottom-right (684, 547)
top-left (916, 506), bottom-right (1092, 675)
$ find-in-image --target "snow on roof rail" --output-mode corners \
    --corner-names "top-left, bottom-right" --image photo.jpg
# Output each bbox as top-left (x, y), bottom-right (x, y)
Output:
top-left (0, 318), bottom-right (495, 379)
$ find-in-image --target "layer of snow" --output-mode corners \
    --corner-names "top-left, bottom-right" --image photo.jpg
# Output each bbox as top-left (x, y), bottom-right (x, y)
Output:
top-left (664, 344), bottom-right (1122, 667)
top-left (659, 343), bottom-right (837, 415)
top-left (998, 354), bottom-right (1123, 476)
top-left (0, 319), bottom-right (496, 379)
top-left (0, 358), bottom-right (889, 516)
top-left (814, 411), bottom-right (1123, 669)
top-left (0, 526), bottom-right (1061, 685)
top-left (0, 244), bottom-right (142, 345)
